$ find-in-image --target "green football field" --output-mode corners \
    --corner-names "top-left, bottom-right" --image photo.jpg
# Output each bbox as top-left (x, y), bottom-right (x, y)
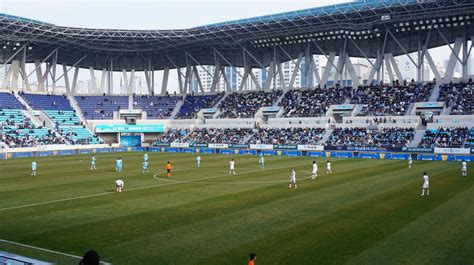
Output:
top-left (0, 152), bottom-right (472, 264)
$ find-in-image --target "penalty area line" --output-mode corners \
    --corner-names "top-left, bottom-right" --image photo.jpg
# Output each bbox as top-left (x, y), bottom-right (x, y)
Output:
top-left (0, 239), bottom-right (111, 265)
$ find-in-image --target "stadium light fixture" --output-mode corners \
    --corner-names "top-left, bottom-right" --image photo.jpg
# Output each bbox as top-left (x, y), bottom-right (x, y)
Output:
top-left (28, 46), bottom-right (33, 50)
top-left (2, 46), bottom-right (6, 49)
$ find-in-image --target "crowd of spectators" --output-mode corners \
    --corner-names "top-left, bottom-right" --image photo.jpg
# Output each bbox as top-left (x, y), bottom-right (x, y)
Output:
top-left (279, 87), bottom-right (351, 117)
top-left (352, 81), bottom-right (434, 116)
top-left (1, 110), bottom-right (65, 148)
top-left (218, 90), bottom-right (282, 118)
top-left (419, 127), bottom-right (473, 148)
top-left (154, 129), bottom-right (190, 144)
top-left (326, 127), bottom-right (415, 148)
top-left (183, 128), bottom-right (253, 144)
top-left (437, 81), bottom-right (473, 115)
top-left (175, 93), bottom-right (224, 119)
top-left (248, 128), bottom-right (325, 145)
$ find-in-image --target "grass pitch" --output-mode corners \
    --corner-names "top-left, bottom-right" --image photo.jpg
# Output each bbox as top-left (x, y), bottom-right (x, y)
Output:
top-left (0, 152), bottom-right (472, 264)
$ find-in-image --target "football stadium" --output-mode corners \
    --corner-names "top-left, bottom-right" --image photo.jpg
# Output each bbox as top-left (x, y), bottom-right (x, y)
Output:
top-left (0, 0), bottom-right (473, 264)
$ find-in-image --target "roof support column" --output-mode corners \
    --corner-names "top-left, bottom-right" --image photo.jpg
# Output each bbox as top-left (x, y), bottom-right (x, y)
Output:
top-left (71, 67), bottom-right (80, 95)
top-left (220, 67), bottom-right (231, 93)
top-left (108, 59), bottom-right (113, 95)
top-left (89, 67), bottom-right (97, 94)
top-left (239, 49), bottom-right (250, 92)
top-left (417, 41), bottom-right (423, 82)
top-left (144, 69), bottom-right (152, 95)
top-left (121, 69), bottom-right (129, 95)
top-left (51, 50), bottom-right (58, 93)
top-left (423, 47), bottom-right (441, 81)
top-left (384, 54), bottom-right (395, 82)
top-left (99, 69), bottom-right (107, 94)
top-left (304, 43), bottom-right (313, 89)
top-left (161, 67), bottom-right (169, 95)
top-left (462, 36), bottom-right (469, 82)
top-left (321, 52), bottom-right (336, 86)
top-left (62, 64), bottom-right (71, 95)
top-left (20, 47), bottom-right (30, 91)
top-left (276, 63), bottom-right (286, 90)
top-left (289, 53), bottom-right (303, 89)
top-left (192, 65), bottom-right (204, 94)
top-left (444, 37), bottom-right (463, 83)
top-left (10, 60), bottom-right (20, 90)
top-left (344, 54), bottom-right (359, 89)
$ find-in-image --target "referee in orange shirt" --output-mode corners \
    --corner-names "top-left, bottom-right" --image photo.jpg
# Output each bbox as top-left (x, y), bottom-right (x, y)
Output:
top-left (165, 161), bottom-right (172, 177)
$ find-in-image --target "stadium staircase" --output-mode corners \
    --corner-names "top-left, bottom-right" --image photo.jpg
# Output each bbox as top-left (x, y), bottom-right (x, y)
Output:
top-left (170, 95), bottom-right (185, 119)
top-left (13, 93), bottom-right (68, 143)
top-left (68, 95), bottom-right (90, 126)
top-left (405, 103), bottom-right (415, 116)
top-left (273, 88), bottom-right (289, 107)
top-left (352, 104), bottom-right (364, 116)
top-left (318, 129), bottom-right (334, 145)
top-left (409, 128), bottom-right (427, 147)
top-left (210, 93), bottom-right (229, 119)
top-left (428, 84), bottom-right (441, 102)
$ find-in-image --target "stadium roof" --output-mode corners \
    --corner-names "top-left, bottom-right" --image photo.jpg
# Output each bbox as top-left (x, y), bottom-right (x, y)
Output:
top-left (1, 0), bottom-right (473, 71)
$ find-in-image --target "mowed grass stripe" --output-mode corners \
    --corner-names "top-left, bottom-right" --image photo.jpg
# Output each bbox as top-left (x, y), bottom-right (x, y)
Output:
top-left (0, 153), bottom-right (469, 264)
top-left (200, 166), bottom-right (471, 265)
top-left (94, 161), bottom-right (453, 263)
top-left (3, 159), bottom-right (447, 263)
top-left (348, 184), bottom-right (474, 265)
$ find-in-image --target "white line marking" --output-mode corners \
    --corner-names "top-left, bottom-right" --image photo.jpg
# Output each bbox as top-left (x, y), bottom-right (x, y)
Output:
top-left (0, 163), bottom-right (312, 212)
top-left (0, 239), bottom-right (111, 265)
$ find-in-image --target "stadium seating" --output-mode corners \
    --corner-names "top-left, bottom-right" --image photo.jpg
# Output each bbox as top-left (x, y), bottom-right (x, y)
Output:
top-left (437, 83), bottom-right (473, 115)
top-left (0, 109), bottom-right (65, 147)
top-left (154, 129), bottom-right (190, 144)
top-left (183, 128), bottom-right (253, 144)
top-left (175, 93), bottom-right (224, 119)
top-left (44, 110), bottom-right (102, 145)
top-left (21, 93), bottom-right (73, 111)
top-left (75, 95), bottom-right (128, 119)
top-left (0, 92), bottom-right (25, 109)
top-left (419, 127), bottom-right (473, 148)
top-left (279, 87), bottom-right (350, 117)
top-left (132, 95), bottom-right (181, 119)
top-left (248, 128), bottom-right (325, 145)
top-left (218, 90), bottom-right (283, 118)
top-left (327, 127), bottom-right (415, 148)
top-left (351, 83), bottom-right (434, 116)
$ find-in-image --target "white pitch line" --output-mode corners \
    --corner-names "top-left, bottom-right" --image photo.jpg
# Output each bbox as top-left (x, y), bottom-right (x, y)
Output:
top-left (0, 239), bottom-right (111, 265)
top-left (0, 163), bottom-right (312, 212)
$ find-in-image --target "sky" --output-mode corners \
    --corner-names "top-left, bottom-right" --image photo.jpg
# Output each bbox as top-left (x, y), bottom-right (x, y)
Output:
top-left (0, 0), bottom-right (349, 30)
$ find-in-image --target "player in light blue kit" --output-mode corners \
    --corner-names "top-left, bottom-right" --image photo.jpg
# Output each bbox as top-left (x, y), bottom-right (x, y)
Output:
top-left (142, 161), bottom-right (149, 174)
top-left (196, 155), bottom-right (201, 168)
top-left (115, 157), bottom-right (123, 172)
top-left (259, 153), bottom-right (265, 169)
top-left (144, 153), bottom-right (149, 162)
top-left (31, 160), bottom-right (37, 176)
top-left (90, 154), bottom-right (97, 170)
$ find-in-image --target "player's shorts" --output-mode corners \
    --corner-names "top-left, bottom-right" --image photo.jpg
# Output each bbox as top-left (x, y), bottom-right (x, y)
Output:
top-left (462, 167), bottom-right (467, 172)
top-left (167, 169), bottom-right (171, 173)
top-left (423, 183), bottom-right (429, 189)
top-left (326, 168), bottom-right (331, 171)
top-left (312, 170), bottom-right (317, 174)
top-left (289, 178), bottom-right (296, 184)
top-left (230, 167), bottom-right (235, 171)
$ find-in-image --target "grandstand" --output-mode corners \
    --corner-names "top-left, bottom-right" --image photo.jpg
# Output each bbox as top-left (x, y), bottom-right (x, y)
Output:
top-left (0, 0), bottom-right (473, 264)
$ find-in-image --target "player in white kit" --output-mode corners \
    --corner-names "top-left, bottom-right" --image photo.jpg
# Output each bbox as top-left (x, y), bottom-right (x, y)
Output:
top-left (421, 172), bottom-right (429, 196)
top-left (311, 160), bottom-right (318, 179)
top-left (90, 154), bottom-right (97, 170)
top-left (115, 179), bottom-right (124, 192)
top-left (408, 156), bottom-right (413, 169)
top-left (461, 160), bottom-right (467, 176)
top-left (229, 159), bottom-right (236, 175)
top-left (288, 169), bottom-right (297, 189)
top-left (31, 160), bottom-right (37, 176)
top-left (196, 156), bottom-right (201, 168)
top-left (326, 160), bottom-right (332, 175)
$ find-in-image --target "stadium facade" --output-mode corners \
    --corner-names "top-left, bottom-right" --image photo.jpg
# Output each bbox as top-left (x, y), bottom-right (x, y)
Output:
top-left (1, 0), bottom-right (473, 95)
